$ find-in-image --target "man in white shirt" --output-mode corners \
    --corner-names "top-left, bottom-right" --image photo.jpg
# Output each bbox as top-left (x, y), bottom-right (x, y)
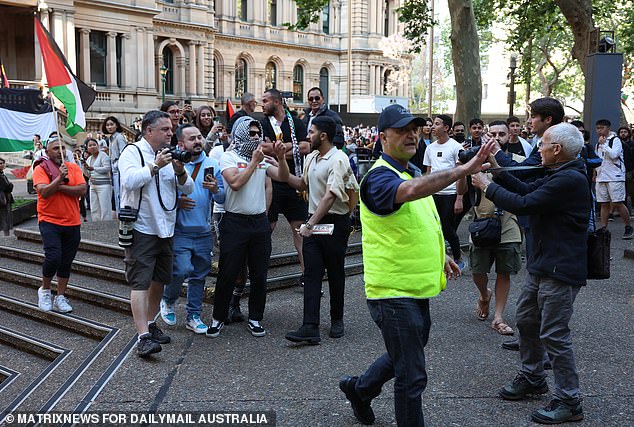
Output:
top-left (595, 118), bottom-right (633, 239)
top-left (206, 118), bottom-right (288, 339)
top-left (423, 114), bottom-right (465, 269)
top-left (118, 110), bottom-right (194, 358)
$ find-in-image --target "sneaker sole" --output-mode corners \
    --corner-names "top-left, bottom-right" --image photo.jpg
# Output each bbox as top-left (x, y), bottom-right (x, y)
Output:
top-left (160, 315), bottom-right (177, 326)
top-left (53, 307), bottom-right (73, 313)
top-left (531, 413), bottom-right (584, 424)
top-left (186, 324), bottom-right (208, 334)
top-left (38, 305), bottom-right (53, 312)
top-left (499, 384), bottom-right (548, 401)
top-left (250, 330), bottom-right (266, 337)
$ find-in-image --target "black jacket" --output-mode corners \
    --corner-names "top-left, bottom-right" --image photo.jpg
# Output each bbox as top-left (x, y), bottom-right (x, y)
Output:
top-left (486, 159), bottom-right (590, 285)
top-left (302, 105), bottom-right (345, 148)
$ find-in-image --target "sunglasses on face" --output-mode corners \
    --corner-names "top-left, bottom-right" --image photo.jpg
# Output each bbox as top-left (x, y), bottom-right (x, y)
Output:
top-left (249, 130), bottom-right (262, 137)
top-left (308, 96), bottom-right (321, 102)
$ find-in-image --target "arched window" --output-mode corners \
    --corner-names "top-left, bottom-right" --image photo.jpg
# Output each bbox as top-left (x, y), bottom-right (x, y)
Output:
top-left (265, 62), bottom-right (277, 90)
top-left (162, 47), bottom-right (174, 95)
top-left (384, 0), bottom-right (390, 37)
top-left (293, 65), bottom-right (304, 102)
top-left (213, 56), bottom-right (218, 99)
top-left (269, 0), bottom-right (277, 26)
top-left (383, 69), bottom-right (392, 95)
top-left (319, 67), bottom-right (329, 105)
top-left (235, 58), bottom-right (247, 98)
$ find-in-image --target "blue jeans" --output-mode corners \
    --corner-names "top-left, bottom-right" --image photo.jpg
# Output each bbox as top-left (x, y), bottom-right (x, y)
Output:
top-left (163, 230), bottom-right (212, 319)
top-left (517, 274), bottom-right (581, 404)
top-left (356, 298), bottom-right (431, 427)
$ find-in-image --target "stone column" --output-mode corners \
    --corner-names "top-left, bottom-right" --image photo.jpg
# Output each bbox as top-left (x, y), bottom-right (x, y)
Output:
top-left (188, 41), bottom-right (197, 96)
top-left (132, 27), bottom-right (146, 88)
top-left (121, 33), bottom-right (133, 89)
top-left (146, 29), bottom-right (156, 91)
top-left (51, 11), bottom-right (65, 57)
top-left (79, 29), bottom-right (91, 83)
top-left (177, 56), bottom-right (187, 97)
top-left (197, 42), bottom-right (205, 96)
top-left (65, 11), bottom-right (76, 73)
top-left (106, 32), bottom-right (118, 87)
top-left (35, 10), bottom-right (50, 81)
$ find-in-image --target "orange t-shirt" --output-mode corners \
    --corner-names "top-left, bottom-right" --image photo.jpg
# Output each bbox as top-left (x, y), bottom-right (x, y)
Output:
top-left (33, 162), bottom-right (86, 226)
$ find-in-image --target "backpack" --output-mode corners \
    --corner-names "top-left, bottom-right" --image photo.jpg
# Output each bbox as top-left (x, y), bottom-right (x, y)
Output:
top-left (608, 136), bottom-right (634, 172)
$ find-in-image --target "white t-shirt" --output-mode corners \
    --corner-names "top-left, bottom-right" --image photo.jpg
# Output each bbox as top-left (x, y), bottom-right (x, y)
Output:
top-left (209, 145), bottom-right (226, 213)
top-left (220, 150), bottom-right (269, 215)
top-left (423, 138), bottom-right (463, 195)
top-left (596, 133), bottom-right (625, 182)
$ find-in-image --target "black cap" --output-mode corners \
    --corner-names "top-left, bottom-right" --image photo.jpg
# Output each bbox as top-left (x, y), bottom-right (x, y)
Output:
top-left (378, 104), bottom-right (425, 132)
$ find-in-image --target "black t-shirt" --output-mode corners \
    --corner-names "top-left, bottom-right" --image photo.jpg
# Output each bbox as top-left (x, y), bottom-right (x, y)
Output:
top-left (260, 114), bottom-right (307, 175)
top-left (504, 142), bottom-right (526, 157)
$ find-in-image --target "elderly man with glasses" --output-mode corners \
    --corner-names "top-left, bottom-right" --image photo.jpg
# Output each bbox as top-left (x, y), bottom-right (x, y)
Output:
top-left (472, 123), bottom-right (590, 424)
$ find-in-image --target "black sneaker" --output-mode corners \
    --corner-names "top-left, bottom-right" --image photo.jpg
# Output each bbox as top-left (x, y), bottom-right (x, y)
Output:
top-left (137, 334), bottom-right (162, 358)
top-left (531, 399), bottom-right (584, 424)
top-left (501, 338), bottom-right (519, 351)
top-left (206, 320), bottom-right (224, 338)
top-left (623, 225), bottom-right (634, 240)
top-left (247, 319), bottom-right (266, 337)
top-left (339, 376), bottom-right (375, 425)
top-left (226, 304), bottom-right (245, 323)
top-left (499, 374), bottom-right (548, 400)
top-left (149, 322), bottom-right (171, 344)
top-left (329, 319), bottom-right (345, 338)
top-left (285, 324), bottom-right (321, 344)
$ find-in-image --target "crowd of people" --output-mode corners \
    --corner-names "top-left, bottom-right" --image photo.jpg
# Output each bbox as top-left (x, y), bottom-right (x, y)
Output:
top-left (27, 87), bottom-right (633, 425)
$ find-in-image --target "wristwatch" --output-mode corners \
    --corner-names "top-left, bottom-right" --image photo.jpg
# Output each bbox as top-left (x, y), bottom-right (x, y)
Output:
top-left (150, 162), bottom-right (159, 176)
top-left (304, 221), bottom-right (313, 230)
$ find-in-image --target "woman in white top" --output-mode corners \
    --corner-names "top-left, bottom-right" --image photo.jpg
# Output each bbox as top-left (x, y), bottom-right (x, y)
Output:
top-left (102, 116), bottom-right (127, 214)
top-left (81, 138), bottom-right (112, 222)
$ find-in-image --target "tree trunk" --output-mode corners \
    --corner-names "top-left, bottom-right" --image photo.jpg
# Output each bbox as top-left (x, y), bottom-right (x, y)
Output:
top-left (554, 0), bottom-right (593, 75)
top-left (448, 0), bottom-right (482, 123)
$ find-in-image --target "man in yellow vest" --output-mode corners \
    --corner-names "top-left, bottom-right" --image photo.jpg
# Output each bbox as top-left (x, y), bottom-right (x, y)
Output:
top-left (339, 104), bottom-right (494, 426)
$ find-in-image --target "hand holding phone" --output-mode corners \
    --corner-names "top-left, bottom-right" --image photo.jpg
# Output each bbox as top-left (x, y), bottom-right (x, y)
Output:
top-left (204, 166), bottom-right (215, 182)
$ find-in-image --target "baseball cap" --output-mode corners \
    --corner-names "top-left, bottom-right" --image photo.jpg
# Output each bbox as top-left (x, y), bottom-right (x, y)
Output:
top-left (378, 104), bottom-right (425, 132)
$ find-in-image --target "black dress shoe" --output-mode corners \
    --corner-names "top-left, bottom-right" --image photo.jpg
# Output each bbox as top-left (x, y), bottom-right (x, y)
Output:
top-left (339, 376), bottom-right (375, 425)
top-left (285, 324), bottom-right (321, 344)
top-left (501, 338), bottom-right (519, 351)
top-left (329, 319), bottom-right (344, 338)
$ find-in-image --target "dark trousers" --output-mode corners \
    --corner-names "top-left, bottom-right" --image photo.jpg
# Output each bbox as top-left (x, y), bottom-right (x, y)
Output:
top-left (356, 298), bottom-right (431, 427)
top-left (432, 194), bottom-right (461, 260)
top-left (39, 221), bottom-right (81, 279)
top-left (303, 214), bottom-right (351, 325)
top-left (213, 212), bottom-right (271, 322)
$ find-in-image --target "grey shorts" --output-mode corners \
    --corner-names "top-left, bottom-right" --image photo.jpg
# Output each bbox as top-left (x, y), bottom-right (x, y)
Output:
top-left (469, 242), bottom-right (522, 274)
top-left (124, 230), bottom-right (174, 291)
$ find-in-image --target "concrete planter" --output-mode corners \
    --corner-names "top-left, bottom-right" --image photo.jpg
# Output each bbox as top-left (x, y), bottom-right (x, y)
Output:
top-left (12, 200), bottom-right (37, 226)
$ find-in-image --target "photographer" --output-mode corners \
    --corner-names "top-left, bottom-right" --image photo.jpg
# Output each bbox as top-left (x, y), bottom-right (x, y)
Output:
top-left (119, 110), bottom-right (194, 358)
top-left (159, 124), bottom-right (225, 334)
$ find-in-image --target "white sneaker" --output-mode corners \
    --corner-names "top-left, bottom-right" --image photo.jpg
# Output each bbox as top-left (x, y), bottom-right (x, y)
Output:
top-left (186, 315), bottom-right (208, 334)
top-left (38, 287), bottom-right (52, 311)
top-left (53, 294), bottom-right (72, 313)
top-left (160, 299), bottom-right (177, 326)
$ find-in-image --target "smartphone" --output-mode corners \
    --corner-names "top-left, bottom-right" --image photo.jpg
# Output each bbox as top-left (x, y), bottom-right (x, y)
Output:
top-left (204, 166), bottom-right (214, 182)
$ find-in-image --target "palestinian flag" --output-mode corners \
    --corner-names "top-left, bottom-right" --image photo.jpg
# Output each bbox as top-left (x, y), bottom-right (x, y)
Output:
top-left (34, 16), bottom-right (95, 136)
top-left (226, 98), bottom-right (235, 121)
top-left (0, 87), bottom-right (56, 152)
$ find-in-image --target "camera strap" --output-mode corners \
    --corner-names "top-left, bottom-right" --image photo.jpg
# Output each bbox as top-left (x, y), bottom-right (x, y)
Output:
top-left (155, 173), bottom-right (178, 212)
top-left (121, 144), bottom-right (145, 215)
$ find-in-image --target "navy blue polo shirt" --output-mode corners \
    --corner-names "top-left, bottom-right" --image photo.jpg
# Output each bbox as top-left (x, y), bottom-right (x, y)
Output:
top-left (360, 153), bottom-right (422, 216)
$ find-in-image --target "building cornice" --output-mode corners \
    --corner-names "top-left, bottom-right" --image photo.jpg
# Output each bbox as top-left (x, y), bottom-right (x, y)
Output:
top-left (153, 18), bottom-right (217, 37)
top-left (74, 0), bottom-right (159, 16)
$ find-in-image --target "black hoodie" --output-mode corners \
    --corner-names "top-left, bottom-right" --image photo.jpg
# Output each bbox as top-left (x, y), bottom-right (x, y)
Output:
top-left (486, 159), bottom-right (591, 285)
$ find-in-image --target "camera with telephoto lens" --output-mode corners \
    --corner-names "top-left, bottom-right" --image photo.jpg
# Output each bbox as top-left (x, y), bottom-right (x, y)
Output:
top-left (166, 146), bottom-right (192, 163)
top-left (458, 145), bottom-right (481, 164)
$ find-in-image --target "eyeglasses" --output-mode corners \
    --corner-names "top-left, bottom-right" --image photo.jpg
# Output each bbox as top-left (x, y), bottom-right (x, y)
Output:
top-left (168, 110), bottom-right (180, 116)
top-left (308, 96), bottom-right (321, 102)
top-left (249, 130), bottom-right (262, 137)
top-left (537, 141), bottom-right (559, 148)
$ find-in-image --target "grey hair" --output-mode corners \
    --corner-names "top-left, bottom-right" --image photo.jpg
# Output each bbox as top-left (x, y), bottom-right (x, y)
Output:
top-left (545, 122), bottom-right (583, 159)
top-left (241, 92), bottom-right (255, 104)
top-left (142, 110), bottom-right (170, 136)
